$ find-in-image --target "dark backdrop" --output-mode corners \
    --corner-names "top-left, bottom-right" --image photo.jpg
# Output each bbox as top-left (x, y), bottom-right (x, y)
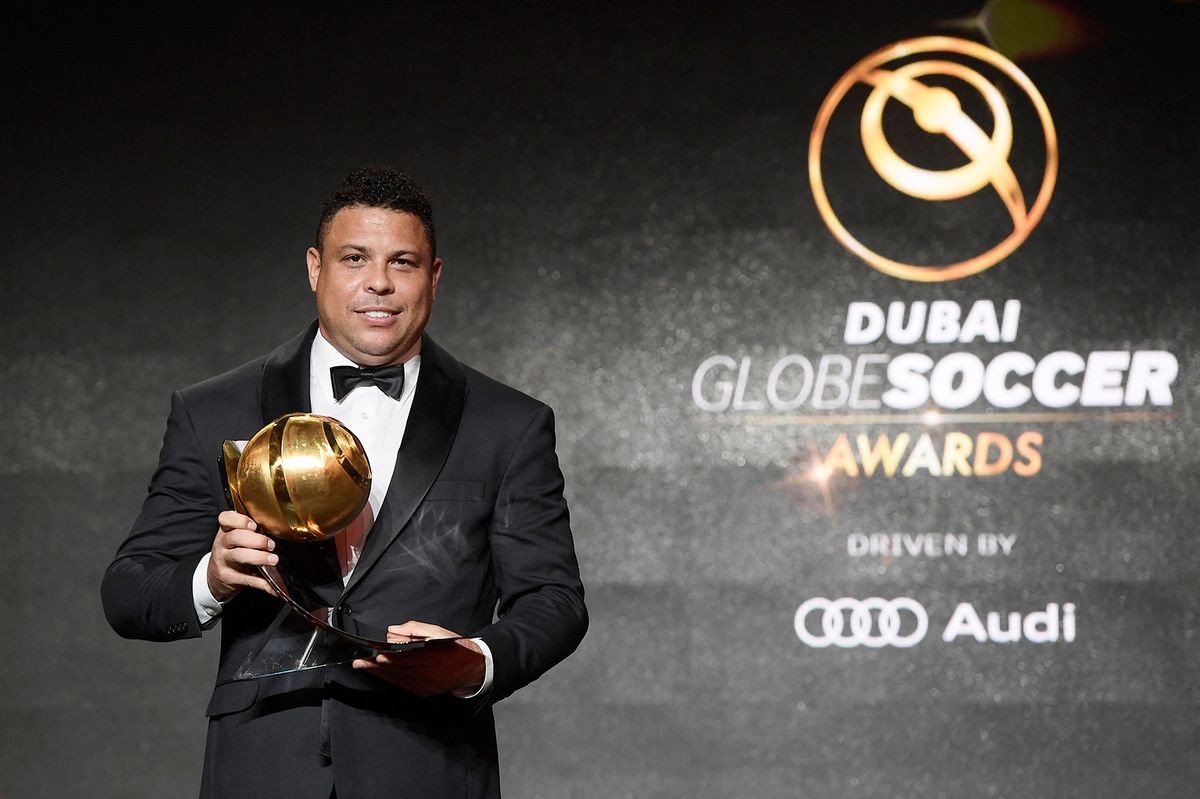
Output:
top-left (3, 2), bottom-right (1198, 797)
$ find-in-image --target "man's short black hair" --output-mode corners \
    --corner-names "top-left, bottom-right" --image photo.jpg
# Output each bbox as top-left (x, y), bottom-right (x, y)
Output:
top-left (315, 166), bottom-right (437, 257)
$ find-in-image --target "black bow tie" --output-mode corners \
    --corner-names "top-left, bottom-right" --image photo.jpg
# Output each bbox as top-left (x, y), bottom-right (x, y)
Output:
top-left (330, 363), bottom-right (406, 401)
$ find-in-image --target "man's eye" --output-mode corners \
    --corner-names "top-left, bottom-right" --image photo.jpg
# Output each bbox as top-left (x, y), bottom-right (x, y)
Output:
top-left (346, 254), bottom-right (365, 264)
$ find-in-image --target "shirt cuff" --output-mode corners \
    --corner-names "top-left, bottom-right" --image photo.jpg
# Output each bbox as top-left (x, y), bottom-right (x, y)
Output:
top-left (452, 637), bottom-right (494, 699)
top-left (192, 552), bottom-right (225, 628)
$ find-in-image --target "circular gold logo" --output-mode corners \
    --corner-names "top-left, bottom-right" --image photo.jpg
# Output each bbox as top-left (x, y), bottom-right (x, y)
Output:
top-left (809, 36), bottom-right (1058, 282)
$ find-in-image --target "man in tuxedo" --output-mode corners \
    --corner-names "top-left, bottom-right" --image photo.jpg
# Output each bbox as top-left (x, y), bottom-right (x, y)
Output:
top-left (101, 167), bottom-right (588, 798)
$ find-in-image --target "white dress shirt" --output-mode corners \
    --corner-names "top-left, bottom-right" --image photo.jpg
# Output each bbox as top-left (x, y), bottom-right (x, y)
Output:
top-left (191, 329), bottom-right (492, 696)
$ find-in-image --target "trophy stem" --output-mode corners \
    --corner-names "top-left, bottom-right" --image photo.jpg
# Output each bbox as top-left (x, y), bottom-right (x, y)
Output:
top-left (296, 625), bottom-right (323, 667)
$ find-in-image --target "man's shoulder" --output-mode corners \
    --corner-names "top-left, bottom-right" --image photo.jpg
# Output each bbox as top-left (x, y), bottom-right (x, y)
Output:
top-left (176, 324), bottom-right (313, 407)
top-left (425, 335), bottom-right (550, 414)
top-left (178, 354), bottom-right (268, 404)
top-left (447, 353), bottom-right (545, 408)
top-left (455, 361), bottom-right (561, 444)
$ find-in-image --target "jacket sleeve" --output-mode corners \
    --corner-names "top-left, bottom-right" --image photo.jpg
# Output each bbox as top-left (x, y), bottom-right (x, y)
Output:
top-left (474, 405), bottom-right (588, 703)
top-left (101, 390), bottom-right (222, 641)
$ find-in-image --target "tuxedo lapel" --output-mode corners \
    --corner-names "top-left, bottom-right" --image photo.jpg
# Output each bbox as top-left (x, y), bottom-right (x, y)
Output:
top-left (258, 321), bottom-right (344, 606)
top-left (342, 334), bottom-right (468, 597)
top-left (259, 321), bottom-right (316, 424)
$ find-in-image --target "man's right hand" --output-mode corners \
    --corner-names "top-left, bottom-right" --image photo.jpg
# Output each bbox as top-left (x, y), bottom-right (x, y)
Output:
top-left (207, 511), bottom-right (279, 601)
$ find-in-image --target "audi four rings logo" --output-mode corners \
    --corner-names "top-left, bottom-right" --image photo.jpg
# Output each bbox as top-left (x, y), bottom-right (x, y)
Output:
top-left (795, 596), bottom-right (928, 648)
top-left (796, 597), bottom-right (1078, 647)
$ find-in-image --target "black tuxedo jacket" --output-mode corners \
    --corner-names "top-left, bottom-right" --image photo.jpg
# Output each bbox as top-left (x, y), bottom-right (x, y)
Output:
top-left (101, 323), bottom-right (588, 799)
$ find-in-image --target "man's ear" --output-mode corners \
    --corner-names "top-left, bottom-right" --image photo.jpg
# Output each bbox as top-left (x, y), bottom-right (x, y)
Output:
top-left (306, 247), bottom-right (322, 292)
top-left (431, 258), bottom-right (443, 299)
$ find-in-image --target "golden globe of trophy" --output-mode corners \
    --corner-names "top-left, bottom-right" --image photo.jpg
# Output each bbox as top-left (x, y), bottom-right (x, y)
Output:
top-left (219, 412), bottom-right (428, 681)
top-left (222, 412), bottom-right (372, 541)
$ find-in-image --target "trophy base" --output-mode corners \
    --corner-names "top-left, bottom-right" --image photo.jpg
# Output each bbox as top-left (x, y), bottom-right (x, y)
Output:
top-left (226, 564), bottom-right (458, 682)
top-left (231, 605), bottom-right (372, 680)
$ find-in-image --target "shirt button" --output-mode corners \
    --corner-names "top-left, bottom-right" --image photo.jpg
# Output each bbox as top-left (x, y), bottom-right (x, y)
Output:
top-left (360, 412), bottom-right (369, 420)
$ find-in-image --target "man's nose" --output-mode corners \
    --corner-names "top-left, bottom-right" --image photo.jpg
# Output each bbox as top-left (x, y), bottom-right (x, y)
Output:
top-left (364, 261), bottom-right (394, 294)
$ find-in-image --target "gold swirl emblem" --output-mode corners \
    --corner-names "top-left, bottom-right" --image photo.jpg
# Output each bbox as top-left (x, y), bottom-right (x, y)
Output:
top-left (809, 36), bottom-right (1057, 282)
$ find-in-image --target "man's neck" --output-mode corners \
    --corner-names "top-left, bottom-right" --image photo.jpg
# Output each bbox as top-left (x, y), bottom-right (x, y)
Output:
top-left (314, 325), bottom-right (421, 368)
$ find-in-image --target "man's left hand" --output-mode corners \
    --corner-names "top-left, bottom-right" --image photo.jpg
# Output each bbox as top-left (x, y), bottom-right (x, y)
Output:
top-left (351, 621), bottom-right (485, 697)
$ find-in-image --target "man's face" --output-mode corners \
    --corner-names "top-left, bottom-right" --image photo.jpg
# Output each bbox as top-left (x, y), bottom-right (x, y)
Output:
top-left (307, 206), bottom-right (442, 367)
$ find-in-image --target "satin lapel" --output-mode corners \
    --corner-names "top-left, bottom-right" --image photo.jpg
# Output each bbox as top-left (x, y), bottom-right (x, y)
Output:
top-left (259, 321), bottom-right (344, 606)
top-left (259, 321), bottom-right (316, 424)
top-left (341, 334), bottom-right (468, 597)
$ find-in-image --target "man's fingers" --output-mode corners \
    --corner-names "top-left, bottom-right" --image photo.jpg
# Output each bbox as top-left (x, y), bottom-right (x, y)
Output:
top-left (217, 510), bottom-right (258, 532)
top-left (351, 652), bottom-right (465, 697)
top-left (212, 562), bottom-right (278, 595)
top-left (351, 656), bottom-right (428, 694)
top-left (351, 655), bottom-right (402, 669)
top-left (226, 571), bottom-right (278, 597)
top-left (218, 529), bottom-right (276, 552)
top-left (223, 545), bottom-right (279, 568)
top-left (387, 620), bottom-right (458, 640)
top-left (209, 513), bottom-right (279, 600)
top-left (244, 574), bottom-right (278, 597)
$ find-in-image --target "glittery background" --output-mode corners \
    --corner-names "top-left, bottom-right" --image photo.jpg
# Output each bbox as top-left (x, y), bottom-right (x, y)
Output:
top-left (2, 2), bottom-right (1198, 797)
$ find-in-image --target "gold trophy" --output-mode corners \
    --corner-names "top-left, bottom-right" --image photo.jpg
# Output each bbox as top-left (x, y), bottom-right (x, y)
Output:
top-left (219, 413), bottom-right (433, 681)
top-left (223, 412), bottom-right (372, 544)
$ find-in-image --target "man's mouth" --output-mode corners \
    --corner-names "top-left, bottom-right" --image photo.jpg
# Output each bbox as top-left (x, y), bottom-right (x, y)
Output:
top-left (358, 309), bottom-right (399, 318)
